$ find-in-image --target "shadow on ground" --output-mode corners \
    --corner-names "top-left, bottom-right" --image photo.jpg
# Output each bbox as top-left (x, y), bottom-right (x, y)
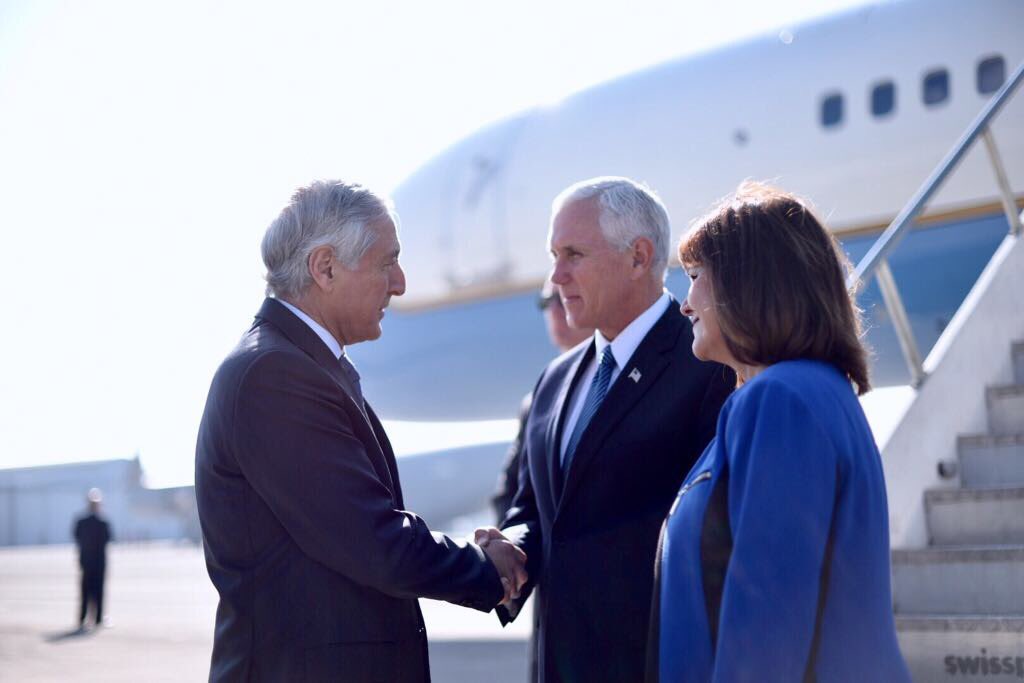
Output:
top-left (44, 626), bottom-right (97, 643)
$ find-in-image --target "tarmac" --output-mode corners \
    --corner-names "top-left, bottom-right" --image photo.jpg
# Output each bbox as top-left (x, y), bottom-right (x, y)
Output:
top-left (0, 541), bottom-right (531, 682)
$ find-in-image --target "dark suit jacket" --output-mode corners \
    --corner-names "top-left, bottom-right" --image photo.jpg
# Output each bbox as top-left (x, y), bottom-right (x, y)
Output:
top-left (73, 514), bottom-right (111, 572)
top-left (195, 298), bottom-right (504, 682)
top-left (491, 392), bottom-right (533, 524)
top-left (499, 301), bottom-right (733, 683)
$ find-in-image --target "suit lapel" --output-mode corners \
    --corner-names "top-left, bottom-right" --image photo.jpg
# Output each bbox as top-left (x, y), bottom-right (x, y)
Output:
top-left (549, 342), bottom-right (595, 498)
top-left (256, 299), bottom-right (337, 374)
top-left (254, 298), bottom-right (399, 503)
top-left (559, 304), bottom-right (684, 507)
top-left (255, 299), bottom-right (356, 401)
top-left (365, 403), bottom-right (402, 508)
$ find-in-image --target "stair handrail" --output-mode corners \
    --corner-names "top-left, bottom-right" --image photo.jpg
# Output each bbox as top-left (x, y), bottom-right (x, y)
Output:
top-left (847, 58), bottom-right (1024, 386)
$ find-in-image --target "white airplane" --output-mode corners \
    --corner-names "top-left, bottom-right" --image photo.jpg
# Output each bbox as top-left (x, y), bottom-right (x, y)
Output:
top-left (349, 0), bottom-right (1024, 522)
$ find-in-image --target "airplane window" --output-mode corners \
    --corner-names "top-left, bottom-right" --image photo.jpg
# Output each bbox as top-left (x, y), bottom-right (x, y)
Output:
top-left (821, 93), bottom-right (843, 128)
top-left (871, 81), bottom-right (895, 117)
top-left (923, 69), bottom-right (949, 106)
top-left (977, 56), bottom-right (1005, 94)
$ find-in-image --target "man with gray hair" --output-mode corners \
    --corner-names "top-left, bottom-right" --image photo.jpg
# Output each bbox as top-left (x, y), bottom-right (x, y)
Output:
top-left (475, 177), bottom-right (733, 682)
top-left (196, 180), bottom-right (526, 682)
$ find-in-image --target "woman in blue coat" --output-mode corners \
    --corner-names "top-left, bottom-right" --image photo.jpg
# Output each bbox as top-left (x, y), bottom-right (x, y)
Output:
top-left (651, 183), bottom-right (910, 682)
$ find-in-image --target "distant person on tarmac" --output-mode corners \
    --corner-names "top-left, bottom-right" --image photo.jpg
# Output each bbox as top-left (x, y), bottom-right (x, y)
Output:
top-left (73, 488), bottom-right (112, 629)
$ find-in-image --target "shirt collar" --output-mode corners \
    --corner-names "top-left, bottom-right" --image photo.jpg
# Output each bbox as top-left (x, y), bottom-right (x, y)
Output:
top-left (277, 299), bottom-right (344, 360)
top-left (593, 290), bottom-right (672, 370)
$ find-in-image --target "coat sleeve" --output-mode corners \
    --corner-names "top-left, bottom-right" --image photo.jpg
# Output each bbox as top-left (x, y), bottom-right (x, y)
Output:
top-left (495, 379), bottom-right (546, 623)
top-left (494, 459), bottom-right (541, 623)
top-left (231, 350), bottom-right (504, 611)
top-left (712, 379), bottom-right (839, 682)
top-left (491, 394), bottom-right (532, 524)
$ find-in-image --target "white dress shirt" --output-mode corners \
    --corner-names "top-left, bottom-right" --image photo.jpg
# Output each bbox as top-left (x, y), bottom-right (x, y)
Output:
top-left (278, 299), bottom-right (344, 361)
top-left (558, 291), bottom-right (672, 460)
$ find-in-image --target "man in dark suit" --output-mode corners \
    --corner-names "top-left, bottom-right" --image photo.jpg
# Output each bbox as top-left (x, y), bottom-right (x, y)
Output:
top-left (73, 488), bottom-right (112, 629)
top-left (490, 283), bottom-right (593, 683)
top-left (477, 177), bottom-right (733, 683)
top-left (196, 180), bottom-right (526, 682)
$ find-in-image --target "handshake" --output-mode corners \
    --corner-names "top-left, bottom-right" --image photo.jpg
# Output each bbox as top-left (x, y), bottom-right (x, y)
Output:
top-left (474, 526), bottom-right (528, 606)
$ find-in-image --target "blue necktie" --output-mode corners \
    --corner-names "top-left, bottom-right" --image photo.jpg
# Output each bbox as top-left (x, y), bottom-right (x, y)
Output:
top-left (339, 352), bottom-right (366, 411)
top-left (563, 346), bottom-right (616, 470)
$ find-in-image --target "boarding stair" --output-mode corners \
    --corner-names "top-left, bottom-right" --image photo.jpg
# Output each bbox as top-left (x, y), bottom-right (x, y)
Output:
top-left (846, 60), bottom-right (1024, 681)
top-left (892, 340), bottom-right (1024, 680)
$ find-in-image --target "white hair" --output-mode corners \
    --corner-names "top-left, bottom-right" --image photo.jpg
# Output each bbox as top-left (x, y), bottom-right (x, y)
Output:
top-left (551, 176), bottom-right (671, 278)
top-left (261, 180), bottom-right (396, 299)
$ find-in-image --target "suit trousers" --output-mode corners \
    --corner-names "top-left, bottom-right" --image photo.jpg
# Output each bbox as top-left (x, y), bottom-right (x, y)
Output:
top-left (79, 568), bottom-right (105, 624)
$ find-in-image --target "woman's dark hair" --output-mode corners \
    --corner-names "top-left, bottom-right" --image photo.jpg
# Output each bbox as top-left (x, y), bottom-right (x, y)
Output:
top-left (679, 181), bottom-right (871, 394)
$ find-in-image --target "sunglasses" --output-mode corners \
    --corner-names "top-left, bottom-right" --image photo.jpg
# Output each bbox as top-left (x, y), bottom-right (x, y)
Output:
top-left (537, 292), bottom-right (562, 311)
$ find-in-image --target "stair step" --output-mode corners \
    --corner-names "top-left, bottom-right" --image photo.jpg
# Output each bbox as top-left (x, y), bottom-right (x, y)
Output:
top-left (896, 616), bottom-right (1024, 682)
top-left (925, 487), bottom-right (1024, 545)
top-left (988, 384), bottom-right (1024, 436)
top-left (959, 434), bottom-right (1024, 488)
top-left (892, 546), bottom-right (1024, 614)
top-left (1013, 341), bottom-right (1024, 385)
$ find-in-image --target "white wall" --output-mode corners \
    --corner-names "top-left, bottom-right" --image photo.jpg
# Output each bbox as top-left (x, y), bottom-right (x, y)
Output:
top-left (0, 459), bottom-right (199, 547)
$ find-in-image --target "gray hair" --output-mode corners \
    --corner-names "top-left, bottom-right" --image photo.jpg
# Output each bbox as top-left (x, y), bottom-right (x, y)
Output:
top-left (261, 180), bottom-right (396, 299)
top-left (551, 176), bottom-right (671, 278)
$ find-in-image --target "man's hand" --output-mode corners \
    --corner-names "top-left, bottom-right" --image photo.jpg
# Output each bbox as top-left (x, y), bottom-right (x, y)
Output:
top-left (473, 526), bottom-right (507, 548)
top-left (475, 526), bottom-right (527, 605)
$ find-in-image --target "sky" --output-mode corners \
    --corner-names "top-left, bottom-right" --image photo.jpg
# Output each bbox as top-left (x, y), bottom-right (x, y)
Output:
top-left (0, 0), bottom-right (877, 488)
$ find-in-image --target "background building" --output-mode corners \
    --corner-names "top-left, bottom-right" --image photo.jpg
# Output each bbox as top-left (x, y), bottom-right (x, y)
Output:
top-left (0, 457), bottom-right (200, 547)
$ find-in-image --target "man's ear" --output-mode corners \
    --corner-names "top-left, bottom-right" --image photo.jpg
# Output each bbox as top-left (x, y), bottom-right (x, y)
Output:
top-left (630, 237), bottom-right (655, 278)
top-left (308, 245), bottom-right (336, 291)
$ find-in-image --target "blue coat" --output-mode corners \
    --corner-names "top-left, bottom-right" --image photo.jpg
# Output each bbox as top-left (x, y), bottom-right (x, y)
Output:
top-left (654, 360), bottom-right (910, 682)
